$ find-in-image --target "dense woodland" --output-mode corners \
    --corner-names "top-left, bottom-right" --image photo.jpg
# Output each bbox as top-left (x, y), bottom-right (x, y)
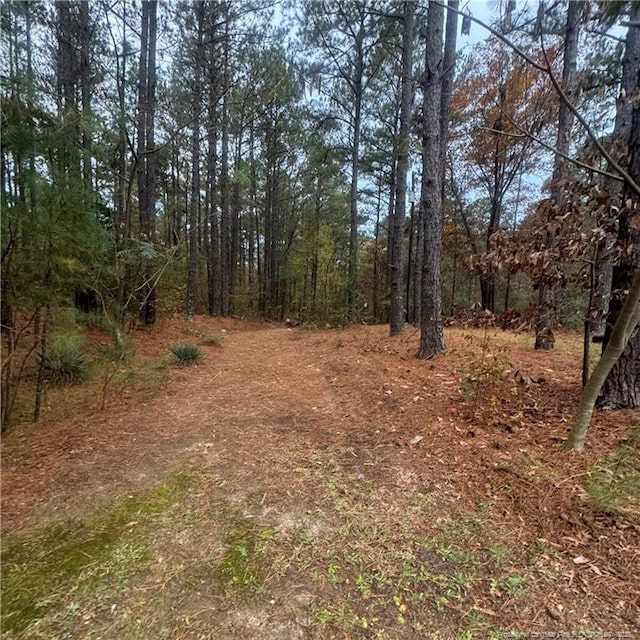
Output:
top-left (1, 0), bottom-right (639, 438)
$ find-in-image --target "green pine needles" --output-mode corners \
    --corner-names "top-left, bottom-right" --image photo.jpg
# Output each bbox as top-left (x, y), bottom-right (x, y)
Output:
top-left (169, 343), bottom-right (202, 366)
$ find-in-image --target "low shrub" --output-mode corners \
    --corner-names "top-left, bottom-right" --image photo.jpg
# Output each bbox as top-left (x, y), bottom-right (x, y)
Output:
top-left (41, 333), bottom-right (90, 385)
top-left (169, 343), bottom-right (202, 366)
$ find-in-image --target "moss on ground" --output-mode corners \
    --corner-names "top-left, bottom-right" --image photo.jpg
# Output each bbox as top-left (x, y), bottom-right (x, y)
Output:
top-left (1, 473), bottom-right (192, 636)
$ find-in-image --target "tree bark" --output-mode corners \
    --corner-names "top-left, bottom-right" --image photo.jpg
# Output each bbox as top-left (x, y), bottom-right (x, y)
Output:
top-left (535, 1), bottom-right (582, 351)
top-left (206, 2), bottom-right (221, 316)
top-left (440, 0), bottom-right (458, 166)
top-left (389, 0), bottom-right (416, 336)
top-left (137, 0), bottom-right (158, 325)
top-left (79, 1), bottom-right (92, 196)
top-left (186, 2), bottom-right (204, 322)
top-left (220, 11), bottom-right (231, 316)
top-left (597, 7), bottom-right (640, 410)
top-left (568, 271), bottom-right (640, 451)
top-left (348, 31), bottom-right (364, 321)
top-left (592, 5), bottom-right (640, 338)
top-left (418, 0), bottom-right (446, 359)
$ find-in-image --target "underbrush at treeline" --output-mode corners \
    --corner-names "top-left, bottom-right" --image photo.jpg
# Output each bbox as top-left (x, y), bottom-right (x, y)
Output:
top-left (1, 310), bottom-right (229, 429)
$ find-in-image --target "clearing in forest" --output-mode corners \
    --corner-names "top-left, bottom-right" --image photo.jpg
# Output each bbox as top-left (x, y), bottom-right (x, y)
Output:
top-left (1, 318), bottom-right (639, 639)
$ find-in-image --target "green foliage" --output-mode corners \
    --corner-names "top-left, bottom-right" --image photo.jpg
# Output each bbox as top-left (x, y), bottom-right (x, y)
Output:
top-left (489, 546), bottom-right (511, 569)
top-left (458, 354), bottom-right (514, 405)
top-left (40, 332), bottom-right (90, 385)
top-left (99, 329), bottom-right (136, 365)
top-left (490, 574), bottom-right (526, 597)
top-left (436, 544), bottom-right (478, 567)
top-left (75, 310), bottom-right (112, 333)
top-left (216, 522), bottom-right (273, 592)
top-left (326, 561), bottom-right (341, 585)
top-left (169, 343), bottom-right (202, 366)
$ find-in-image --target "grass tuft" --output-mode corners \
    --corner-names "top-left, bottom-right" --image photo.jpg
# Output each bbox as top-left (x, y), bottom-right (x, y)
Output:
top-left (40, 332), bottom-right (90, 385)
top-left (169, 343), bottom-right (202, 366)
top-left (216, 521), bottom-right (274, 593)
top-left (200, 332), bottom-right (225, 347)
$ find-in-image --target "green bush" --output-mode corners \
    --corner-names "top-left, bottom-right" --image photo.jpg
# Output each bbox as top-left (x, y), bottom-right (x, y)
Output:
top-left (169, 343), bottom-right (202, 366)
top-left (41, 333), bottom-right (90, 385)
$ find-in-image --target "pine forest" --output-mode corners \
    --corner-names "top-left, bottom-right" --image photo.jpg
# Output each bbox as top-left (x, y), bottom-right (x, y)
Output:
top-left (1, 1), bottom-right (639, 637)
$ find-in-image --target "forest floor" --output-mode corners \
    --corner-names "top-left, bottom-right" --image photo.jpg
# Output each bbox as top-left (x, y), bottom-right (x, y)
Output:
top-left (2, 316), bottom-right (640, 639)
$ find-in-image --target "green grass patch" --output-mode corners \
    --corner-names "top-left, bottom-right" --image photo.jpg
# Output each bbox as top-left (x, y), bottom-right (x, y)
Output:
top-left (216, 518), bottom-right (274, 593)
top-left (290, 451), bottom-right (505, 634)
top-left (1, 473), bottom-right (192, 636)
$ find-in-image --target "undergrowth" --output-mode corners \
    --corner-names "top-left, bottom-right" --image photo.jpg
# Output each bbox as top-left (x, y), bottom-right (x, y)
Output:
top-left (272, 449), bottom-right (535, 637)
top-left (169, 343), bottom-right (202, 366)
top-left (216, 521), bottom-right (274, 593)
top-left (456, 332), bottom-right (517, 426)
top-left (200, 332), bottom-right (225, 347)
top-left (40, 332), bottom-right (90, 385)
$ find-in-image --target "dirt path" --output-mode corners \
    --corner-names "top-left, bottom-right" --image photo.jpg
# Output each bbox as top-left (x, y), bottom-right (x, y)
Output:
top-left (2, 327), bottom-right (335, 530)
top-left (3, 324), bottom-right (448, 532)
top-left (2, 321), bottom-right (639, 638)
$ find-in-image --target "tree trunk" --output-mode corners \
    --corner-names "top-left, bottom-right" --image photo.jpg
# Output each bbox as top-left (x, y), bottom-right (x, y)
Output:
top-left (114, 1), bottom-right (128, 251)
top-left (220, 18), bottom-right (231, 316)
top-left (33, 304), bottom-right (51, 422)
top-left (480, 274), bottom-right (494, 315)
top-left (186, 2), bottom-right (204, 322)
top-left (1, 303), bottom-right (15, 431)
top-left (229, 135), bottom-right (243, 314)
top-left (389, 0), bottom-right (416, 336)
top-left (348, 37), bottom-right (364, 321)
top-left (136, 0), bottom-right (158, 325)
top-left (413, 193), bottom-right (424, 325)
top-left (418, 0), bottom-right (445, 359)
top-left (535, 1), bottom-right (582, 351)
top-left (593, 5), bottom-right (640, 339)
top-left (79, 1), bottom-right (92, 196)
top-left (207, 94), bottom-right (220, 316)
top-left (311, 174), bottom-right (321, 316)
top-left (568, 271), bottom-right (640, 451)
top-left (373, 176), bottom-right (382, 322)
top-left (56, 1), bottom-right (81, 177)
top-left (405, 200), bottom-right (415, 322)
top-left (598, 330), bottom-right (640, 409)
top-left (597, 8), bottom-right (640, 410)
top-left (440, 0), bottom-right (458, 166)
top-left (249, 121), bottom-right (259, 312)
top-left (440, 0), bottom-right (459, 320)
top-left (206, 3), bottom-right (221, 316)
